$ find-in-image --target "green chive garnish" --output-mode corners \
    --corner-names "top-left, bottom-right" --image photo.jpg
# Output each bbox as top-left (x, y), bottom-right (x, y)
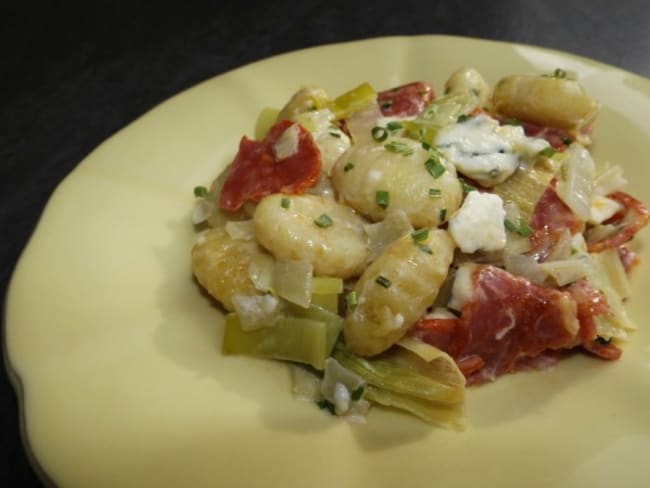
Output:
top-left (461, 180), bottom-right (476, 194)
top-left (350, 385), bottom-right (365, 401)
top-left (346, 291), bottom-right (358, 309)
top-left (193, 185), bottom-right (209, 198)
top-left (457, 114), bottom-right (471, 123)
top-left (502, 118), bottom-right (521, 126)
top-left (411, 228), bottom-right (429, 242)
top-left (376, 190), bottom-right (390, 209)
top-left (504, 218), bottom-right (533, 237)
top-left (343, 162), bottom-right (355, 172)
top-left (329, 130), bottom-right (341, 138)
top-left (425, 158), bottom-right (446, 179)
top-left (418, 244), bottom-right (433, 254)
top-left (386, 121), bottom-right (403, 131)
top-left (371, 126), bottom-right (388, 142)
top-left (314, 214), bottom-right (333, 228)
top-left (439, 208), bottom-right (447, 222)
top-left (384, 141), bottom-right (414, 156)
top-left (538, 147), bottom-right (556, 158)
top-left (553, 68), bottom-right (567, 79)
top-left (429, 188), bottom-right (442, 198)
top-left (375, 275), bottom-right (391, 288)
top-left (380, 100), bottom-right (392, 110)
top-left (280, 197), bottom-right (290, 209)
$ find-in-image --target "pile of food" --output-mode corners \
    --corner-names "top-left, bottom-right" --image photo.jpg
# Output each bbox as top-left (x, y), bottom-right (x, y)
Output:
top-left (190, 67), bottom-right (648, 429)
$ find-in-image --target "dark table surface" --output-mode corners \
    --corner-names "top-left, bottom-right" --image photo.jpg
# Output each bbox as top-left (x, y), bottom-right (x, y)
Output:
top-left (2, 0), bottom-right (649, 485)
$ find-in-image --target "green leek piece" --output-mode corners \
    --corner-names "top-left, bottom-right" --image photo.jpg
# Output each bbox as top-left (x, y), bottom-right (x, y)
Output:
top-left (402, 92), bottom-right (477, 145)
top-left (222, 304), bottom-right (343, 370)
top-left (331, 341), bottom-right (465, 428)
top-left (328, 82), bottom-right (377, 120)
top-left (311, 277), bottom-right (343, 295)
top-left (310, 293), bottom-right (339, 314)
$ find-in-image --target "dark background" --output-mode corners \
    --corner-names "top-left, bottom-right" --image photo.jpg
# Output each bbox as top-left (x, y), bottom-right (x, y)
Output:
top-left (2, 0), bottom-right (648, 485)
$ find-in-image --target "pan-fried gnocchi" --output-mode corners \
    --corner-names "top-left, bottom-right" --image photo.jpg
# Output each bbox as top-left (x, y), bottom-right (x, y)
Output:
top-left (331, 137), bottom-right (462, 227)
top-left (343, 229), bottom-right (455, 356)
top-left (253, 193), bottom-right (369, 279)
top-left (191, 227), bottom-right (266, 312)
top-left (190, 67), bottom-right (646, 426)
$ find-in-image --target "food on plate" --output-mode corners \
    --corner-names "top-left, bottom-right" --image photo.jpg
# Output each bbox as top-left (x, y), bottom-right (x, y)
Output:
top-left (190, 66), bottom-right (648, 429)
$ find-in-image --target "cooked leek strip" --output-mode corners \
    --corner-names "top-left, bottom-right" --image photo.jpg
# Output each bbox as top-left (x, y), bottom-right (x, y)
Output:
top-left (585, 253), bottom-right (635, 332)
top-left (222, 305), bottom-right (343, 369)
top-left (555, 143), bottom-right (595, 221)
top-left (402, 92), bottom-right (477, 145)
top-left (365, 386), bottom-right (465, 431)
top-left (492, 154), bottom-right (562, 222)
top-left (328, 82), bottom-right (377, 120)
top-left (311, 277), bottom-right (344, 295)
top-left (310, 277), bottom-right (343, 314)
top-left (332, 339), bottom-right (465, 428)
top-left (590, 248), bottom-right (631, 301)
top-left (538, 257), bottom-right (590, 286)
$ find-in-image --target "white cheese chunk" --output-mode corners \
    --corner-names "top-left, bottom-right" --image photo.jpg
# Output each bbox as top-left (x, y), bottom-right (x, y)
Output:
top-left (435, 114), bottom-right (549, 187)
top-left (272, 123), bottom-right (300, 160)
top-left (448, 263), bottom-right (478, 312)
top-left (448, 191), bottom-right (506, 253)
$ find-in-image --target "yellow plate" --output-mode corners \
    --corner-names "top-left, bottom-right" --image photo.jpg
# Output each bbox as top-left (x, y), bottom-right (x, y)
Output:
top-left (6, 36), bottom-right (650, 487)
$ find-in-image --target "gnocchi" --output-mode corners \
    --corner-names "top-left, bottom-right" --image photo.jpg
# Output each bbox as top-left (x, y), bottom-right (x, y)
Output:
top-left (331, 137), bottom-right (463, 227)
top-left (253, 193), bottom-right (369, 279)
top-left (343, 229), bottom-right (455, 356)
top-left (491, 74), bottom-right (600, 131)
top-left (191, 227), bottom-right (266, 311)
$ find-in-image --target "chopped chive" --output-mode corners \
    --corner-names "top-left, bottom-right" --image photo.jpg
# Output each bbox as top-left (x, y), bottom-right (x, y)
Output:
top-left (375, 190), bottom-right (390, 209)
top-left (343, 162), bottom-right (355, 172)
top-left (425, 158), bottom-right (446, 179)
top-left (280, 197), bottom-right (290, 209)
top-left (428, 188), bottom-right (442, 198)
top-left (504, 219), bottom-right (518, 233)
top-left (421, 141), bottom-right (432, 151)
top-left (380, 100), bottom-right (392, 110)
top-left (457, 114), bottom-right (472, 123)
top-left (386, 121), bottom-right (403, 131)
top-left (502, 118), bottom-right (521, 126)
top-left (553, 68), bottom-right (567, 79)
top-left (518, 223), bottom-right (533, 237)
top-left (314, 214), bottom-right (333, 228)
top-left (350, 385), bottom-right (365, 401)
top-left (329, 130), bottom-right (341, 138)
top-left (562, 137), bottom-right (573, 146)
top-left (371, 126), bottom-right (388, 142)
top-left (411, 228), bottom-right (429, 242)
top-left (538, 147), bottom-right (556, 158)
top-left (384, 141), bottom-right (414, 156)
top-left (570, 246), bottom-right (579, 255)
top-left (439, 208), bottom-right (447, 222)
top-left (316, 399), bottom-right (336, 415)
top-left (375, 275), bottom-right (392, 288)
top-left (418, 244), bottom-right (433, 254)
top-left (193, 185), bottom-right (209, 198)
top-left (504, 218), bottom-right (533, 237)
top-left (461, 180), bottom-right (477, 194)
top-left (346, 291), bottom-right (358, 309)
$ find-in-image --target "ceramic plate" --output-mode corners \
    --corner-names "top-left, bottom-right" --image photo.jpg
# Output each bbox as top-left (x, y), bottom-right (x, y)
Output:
top-left (6, 36), bottom-right (650, 487)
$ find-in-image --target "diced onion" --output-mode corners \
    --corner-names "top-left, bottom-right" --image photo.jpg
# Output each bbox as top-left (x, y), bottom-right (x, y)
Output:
top-left (593, 165), bottom-right (627, 197)
top-left (272, 123), bottom-right (300, 160)
top-left (345, 102), bottom-right (384, 145)
top-left (225, 220), bottom-right (256, 240)
top-left (248, 253), bottom-right (275, 292)
top-left (504, 254), bottom-right (547, 284)
top-left (274, 260), bottom-right (313, 308)
top-left (538, 258), bottom-right (590, 286)
top-left (192, 199), bottom-right (215, 225)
